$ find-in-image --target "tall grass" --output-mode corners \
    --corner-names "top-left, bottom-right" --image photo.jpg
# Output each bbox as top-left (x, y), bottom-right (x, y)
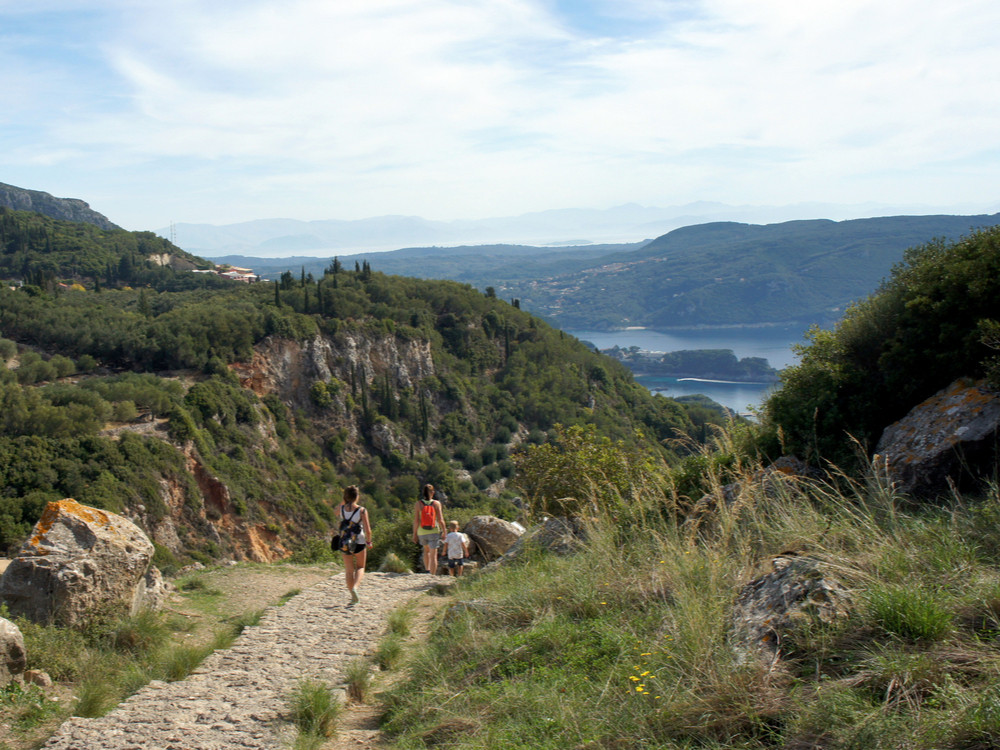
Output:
top-left (379, 435), bottom-right (1000, 749)
top-left (287, 679), bottom-right (340, 750)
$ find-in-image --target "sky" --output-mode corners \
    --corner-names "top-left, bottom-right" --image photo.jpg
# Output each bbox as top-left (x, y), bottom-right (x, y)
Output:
top-left (2, 0), bottom-right (1000, 232)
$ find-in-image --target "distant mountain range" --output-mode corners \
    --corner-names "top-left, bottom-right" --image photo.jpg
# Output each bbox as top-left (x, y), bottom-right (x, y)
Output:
top-left (163, 201), bottom-right (988, 257)
top-left (211, 213), bottom-right (1000, 330)
top-left (4, 179), bottom-right (997, 331)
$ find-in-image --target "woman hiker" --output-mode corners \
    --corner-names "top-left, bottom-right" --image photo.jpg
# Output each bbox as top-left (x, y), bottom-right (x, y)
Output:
top-left (412, 483), bottom-right (446, 575)
top-left (336, 485), bottom-right (372, 605)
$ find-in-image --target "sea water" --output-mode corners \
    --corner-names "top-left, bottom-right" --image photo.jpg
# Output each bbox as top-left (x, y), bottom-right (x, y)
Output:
top-left (566, 325), bottom-right (812, 413)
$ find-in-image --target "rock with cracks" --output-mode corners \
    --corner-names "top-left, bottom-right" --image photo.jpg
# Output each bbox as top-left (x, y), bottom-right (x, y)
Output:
top-left (876, 378), bottom-right (1000, 498)
top-left (730, 554), bottom-right (852, 665)
top-left (463, 515), bottom-right (523, 561)
top-left (489, 516), bottom-right (588, 567)
top-left (0, 618), bottom-right (26, 687)
top-left (0, 499), bottom-right (161, 626)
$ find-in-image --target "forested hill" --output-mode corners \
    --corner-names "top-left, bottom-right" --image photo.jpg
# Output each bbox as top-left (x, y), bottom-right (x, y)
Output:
top-left (217, 213), bottom-right (1000, 330)
top-left (0, 182), bottom-right (119, 231)
top-left (487, 213), bottom-right (1000, 329)
top-left (0, 207), bottom-right (723, 569)
top-left (0, 205), bottom-right (213, 289)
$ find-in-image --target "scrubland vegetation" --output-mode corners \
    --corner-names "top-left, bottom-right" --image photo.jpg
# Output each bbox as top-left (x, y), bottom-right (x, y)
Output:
top-left (0, 206), bottom-right (725, 569)
top-left (374, 226), bottom-right (1000, 748)
top-left (2, 204), bottom-right (1000, 747)
top-left (379, 430), bottom-right (1000, 749)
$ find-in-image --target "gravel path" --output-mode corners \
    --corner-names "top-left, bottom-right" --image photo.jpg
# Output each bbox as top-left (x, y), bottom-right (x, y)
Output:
top-left (41, 572), bottom-right (447, 750)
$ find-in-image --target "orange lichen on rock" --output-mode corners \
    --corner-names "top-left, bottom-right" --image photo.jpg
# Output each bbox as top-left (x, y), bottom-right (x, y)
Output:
top-left (29, 499), bottom-right (112, 548)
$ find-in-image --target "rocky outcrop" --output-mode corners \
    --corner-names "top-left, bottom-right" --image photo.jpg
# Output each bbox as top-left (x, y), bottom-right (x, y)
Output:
top-left (463, 516), bottom-right (523, 561)
top-left (730, 555), bottom-right (852, 665)
top-left (0, 181), bottom-right (119, 230)
top-left (0, 618), bottom-right (26, 686)
top-left (875, 379), bottom-right (1000, 498)
top-left (491, 516), bottom-right (588, 566)
top-left (147, 252), bottom-right (199, 271)
top-left (0, 499), bottom-right (160, 625)
top-left (233, 333), bottom-right (435, 403)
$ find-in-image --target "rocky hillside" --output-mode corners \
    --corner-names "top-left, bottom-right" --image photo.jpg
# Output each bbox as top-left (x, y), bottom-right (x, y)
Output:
top-left (0, 210), bottom-right (722, 569)
top-left (0, 182), bottom-right (118, 231)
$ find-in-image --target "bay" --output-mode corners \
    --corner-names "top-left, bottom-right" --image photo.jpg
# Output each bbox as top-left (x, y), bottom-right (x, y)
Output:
top-left (566, 325), bottom-right (812, 414)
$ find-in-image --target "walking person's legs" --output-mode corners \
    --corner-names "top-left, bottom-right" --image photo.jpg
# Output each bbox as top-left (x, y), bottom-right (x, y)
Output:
top-left (423, 543), bottom-right (438, 575)
top-left (352, 547), bottom-right (367, 601)
top-left (342, 549), bottom-right (367, 604)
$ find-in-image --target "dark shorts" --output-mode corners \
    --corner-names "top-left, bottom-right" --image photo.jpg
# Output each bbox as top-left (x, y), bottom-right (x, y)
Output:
top-left (446, 557), bottom-right (465, 569)
top-left (341, 541), bottom-right (368, 556)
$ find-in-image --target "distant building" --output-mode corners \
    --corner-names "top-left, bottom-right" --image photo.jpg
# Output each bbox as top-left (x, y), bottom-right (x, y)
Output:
top-left (219, 270), bottom-right (260, 283)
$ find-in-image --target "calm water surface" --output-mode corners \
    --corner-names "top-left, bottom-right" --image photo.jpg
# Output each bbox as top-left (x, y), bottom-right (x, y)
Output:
top-left (566, 325), bottom-right (813, 413)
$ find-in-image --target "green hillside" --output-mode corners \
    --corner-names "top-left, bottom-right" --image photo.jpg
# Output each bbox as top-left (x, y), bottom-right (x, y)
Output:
top-left (519, 214), bottom-right (1000, 329)
top-left (374, 226), bottom-right (1000, 750)
top-left (224, 213), bottom-right (1000, 331)
top-left (0, 205), bottom-right (213, 289)
top-left (0, 209), bottom-right (722, 565)
top-left (4, 202), bottom-right (1000, 749)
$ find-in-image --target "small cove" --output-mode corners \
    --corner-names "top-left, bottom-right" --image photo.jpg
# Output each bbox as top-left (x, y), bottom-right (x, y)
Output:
top-left (567, 325), bottom-right (812, 413)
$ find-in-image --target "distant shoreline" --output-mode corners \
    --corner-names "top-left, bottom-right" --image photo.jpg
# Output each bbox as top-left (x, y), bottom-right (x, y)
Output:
top-left (585, 321), bottom-right (821, 333)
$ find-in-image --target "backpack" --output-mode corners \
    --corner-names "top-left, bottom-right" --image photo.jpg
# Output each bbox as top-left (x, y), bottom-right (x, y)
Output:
top-left (419, 500), bottom-right (436, 529)
top-left (332, 505), bottom-right (363, 552)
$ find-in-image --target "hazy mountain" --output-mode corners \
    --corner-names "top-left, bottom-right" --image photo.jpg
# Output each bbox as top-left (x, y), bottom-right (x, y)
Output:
top-left (163, 201), bottom-right (985, 257)
top-left (206, 213), bottom-right (1000, 331)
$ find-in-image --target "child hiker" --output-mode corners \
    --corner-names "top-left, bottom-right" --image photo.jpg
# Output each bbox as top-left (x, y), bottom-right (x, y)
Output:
top-left (444, 520), bottom-right (470, 577)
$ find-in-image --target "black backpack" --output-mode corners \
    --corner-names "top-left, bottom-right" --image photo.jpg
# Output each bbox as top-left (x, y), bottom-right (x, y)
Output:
top-left (331, 505), bottom-right (363, 552)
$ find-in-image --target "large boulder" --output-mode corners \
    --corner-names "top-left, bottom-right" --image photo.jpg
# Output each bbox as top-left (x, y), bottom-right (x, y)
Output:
top-left (875, 379), bottom-right (1000, 498)
top-left (0, 499), bottom-right (159, 626)
top-left (730, 555), bottom-right (852, 665)
top-left (0, 618), bottom-right (26, 686)
top-left (463, 516), bottom-right (524, 561)
top-left (489, 516), bottom-right (588, 567)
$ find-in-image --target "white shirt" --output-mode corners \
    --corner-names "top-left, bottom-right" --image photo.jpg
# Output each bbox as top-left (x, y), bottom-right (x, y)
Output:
top-left (445, 531), bottom-right (469, 559)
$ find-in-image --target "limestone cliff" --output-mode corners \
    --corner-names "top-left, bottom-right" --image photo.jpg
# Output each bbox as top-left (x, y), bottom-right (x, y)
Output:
top-left (126, 329), bottom-right (439, 564)
top-left (234, 331), bottom-right (434, 402)
top-left (0, 182), bottom-right (119, 230)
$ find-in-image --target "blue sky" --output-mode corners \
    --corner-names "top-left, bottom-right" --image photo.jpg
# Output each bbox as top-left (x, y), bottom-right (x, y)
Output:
top-left (2, 0), bottom-right (999, 231)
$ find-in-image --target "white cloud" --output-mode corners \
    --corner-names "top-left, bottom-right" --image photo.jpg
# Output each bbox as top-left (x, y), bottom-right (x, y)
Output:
top-left (3, 0), bottom-right (1000, 226)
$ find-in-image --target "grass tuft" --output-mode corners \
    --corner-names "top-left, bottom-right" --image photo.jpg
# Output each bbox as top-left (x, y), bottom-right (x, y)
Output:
top-left (288, 679), bottom-right (340, 747)
top-left (344, 658), bottom-right (371, 703)
top-left (377, 551), bottom-right (411, 574)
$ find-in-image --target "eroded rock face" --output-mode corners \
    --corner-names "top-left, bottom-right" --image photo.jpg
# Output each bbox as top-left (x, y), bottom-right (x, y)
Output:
top-left (0, 499), bottom-right (159, 625)
top-left (730, 555), bottom-right (852, 665)
top-left (875, 379), bottom-right (1000, 498)
top-left (0, 618), bottom-right (26, 686)
top-left (233, 333), bottom-right (435, 403)
top-left (463, 516), bottom-right (523, 561)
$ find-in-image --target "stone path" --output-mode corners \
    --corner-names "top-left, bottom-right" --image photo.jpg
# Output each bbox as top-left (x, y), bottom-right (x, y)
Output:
top-left (42, 572), bottom-right (447, 750)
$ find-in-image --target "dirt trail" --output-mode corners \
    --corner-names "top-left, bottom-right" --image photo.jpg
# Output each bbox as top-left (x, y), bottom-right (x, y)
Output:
top-left (40, 572), bottom-right (449, 750)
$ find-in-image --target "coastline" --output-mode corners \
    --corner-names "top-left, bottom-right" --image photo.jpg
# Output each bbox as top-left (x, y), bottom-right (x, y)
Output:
top-left (587, 321), bottom-right (821, 333)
